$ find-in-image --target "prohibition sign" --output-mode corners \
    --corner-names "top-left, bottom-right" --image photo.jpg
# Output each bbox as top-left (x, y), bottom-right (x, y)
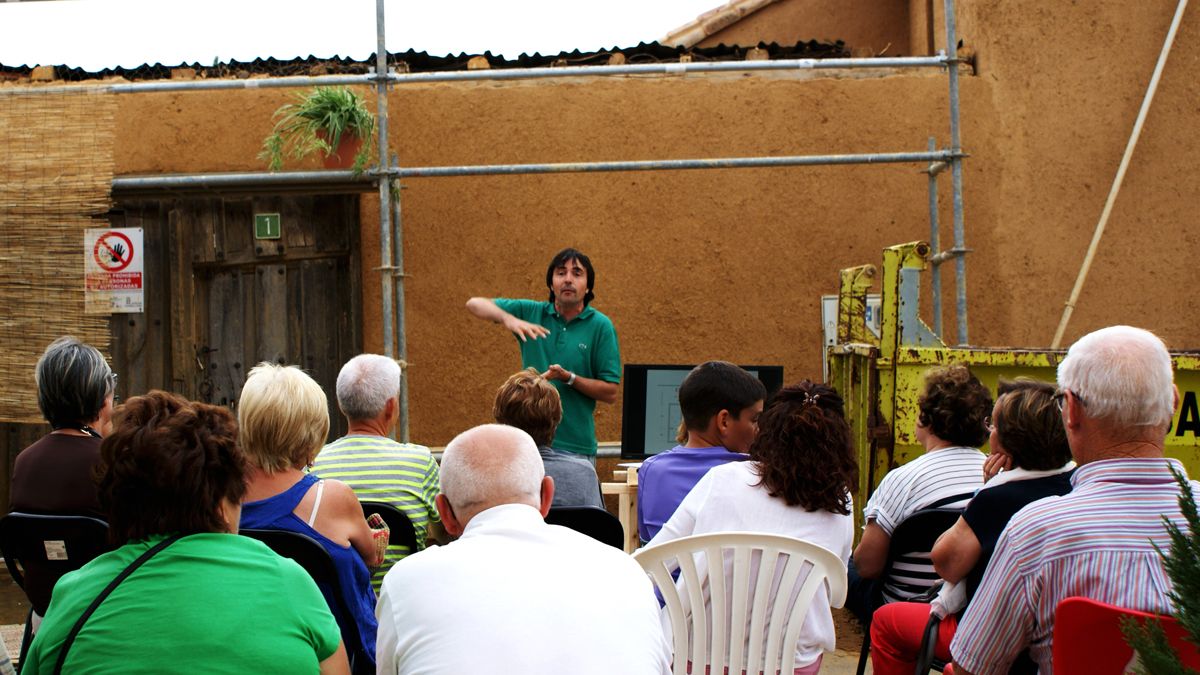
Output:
top-left (93, 231), bottom-right (134, 272)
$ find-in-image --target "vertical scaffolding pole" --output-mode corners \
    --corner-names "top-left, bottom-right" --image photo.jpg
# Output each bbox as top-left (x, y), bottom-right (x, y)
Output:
top-left (375, 0), bottom-right (394, 363)
top-left (944, 0), bottom-right (969, 345)
top-left (927, 137), bottom-right (944, 340)
top-left (391, 162), bottom-right (411, 442)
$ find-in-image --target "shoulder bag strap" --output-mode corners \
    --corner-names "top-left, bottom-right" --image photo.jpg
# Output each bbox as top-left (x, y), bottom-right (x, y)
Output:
top-left (52, 533), bottom-right (185, 675)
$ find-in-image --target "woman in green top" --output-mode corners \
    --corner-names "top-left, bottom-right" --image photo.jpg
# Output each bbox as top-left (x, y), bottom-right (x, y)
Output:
top-left (24, 391), bottom-right (348, 675)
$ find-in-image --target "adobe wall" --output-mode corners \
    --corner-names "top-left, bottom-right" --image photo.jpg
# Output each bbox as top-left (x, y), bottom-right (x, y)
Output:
top-left (698, 0), bottom-right (915, 56)
top-left (952, 0), bottom-right (1200, 349)
top-left (106, 0), bottom-right (1200, 446)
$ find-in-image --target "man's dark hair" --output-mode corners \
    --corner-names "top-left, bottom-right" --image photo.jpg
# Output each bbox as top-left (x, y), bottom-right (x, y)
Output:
top-left (545, 248), bottom-right (595, 306)
top-left (99, 390), bottom-right (247, 544)
top-left (994, 378), bottom-right (1072, 471)
top-left (679, 361), bottom-right (767, 431)
top-left (917, 364), bottom-right (992, 448)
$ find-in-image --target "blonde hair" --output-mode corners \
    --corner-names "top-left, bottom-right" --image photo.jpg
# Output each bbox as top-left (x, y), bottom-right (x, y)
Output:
top-left (238, 363), bottom-right (330, 473)
top-left (492, 367), bottom-right (562, 447)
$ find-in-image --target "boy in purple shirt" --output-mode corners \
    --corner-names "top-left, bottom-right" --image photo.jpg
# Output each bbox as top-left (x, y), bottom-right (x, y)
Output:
top-left (636, 361), bottom-right (766, 542)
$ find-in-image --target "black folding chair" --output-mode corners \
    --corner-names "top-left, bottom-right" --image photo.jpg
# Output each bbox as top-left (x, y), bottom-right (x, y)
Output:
top-left (0, 512), bottom-right (111, 671)
top-left (359, 501), bottom-right (419, 552)
top-left (240, 528), bottom-right (372, 675)
top-left (856, 508), bottom-right (962, 675)
top-left (545, 505), bottom-right (625, 549)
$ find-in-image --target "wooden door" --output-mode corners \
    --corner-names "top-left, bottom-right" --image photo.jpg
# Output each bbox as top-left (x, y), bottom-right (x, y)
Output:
top-left (107, 194), bottom-right (361, 441)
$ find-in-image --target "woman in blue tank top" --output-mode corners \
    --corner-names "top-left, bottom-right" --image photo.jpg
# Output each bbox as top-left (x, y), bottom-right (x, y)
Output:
top-left (237, 363), bottom-right (382, 672)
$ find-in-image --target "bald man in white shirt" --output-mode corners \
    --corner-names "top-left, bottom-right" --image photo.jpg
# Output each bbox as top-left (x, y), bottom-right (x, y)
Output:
top-left (375, 424), bottom-right (669, 675)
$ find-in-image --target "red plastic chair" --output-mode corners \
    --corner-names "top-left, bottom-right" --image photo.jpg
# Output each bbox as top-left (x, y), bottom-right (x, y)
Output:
top-left (1053, 596), bottom-right (1200, 674)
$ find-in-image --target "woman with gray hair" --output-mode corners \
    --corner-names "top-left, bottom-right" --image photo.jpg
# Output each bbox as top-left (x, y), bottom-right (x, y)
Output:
top-left (10, 336), bottom-right (116, 518)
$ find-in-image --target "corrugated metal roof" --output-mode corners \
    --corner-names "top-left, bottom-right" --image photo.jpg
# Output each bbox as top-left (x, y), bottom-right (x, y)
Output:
top-left (0, 40), bottom-right (848, 82)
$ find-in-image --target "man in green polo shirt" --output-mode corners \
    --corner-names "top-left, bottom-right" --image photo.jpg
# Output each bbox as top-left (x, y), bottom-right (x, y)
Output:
top-left (467, 247), bottom-right (621, 458)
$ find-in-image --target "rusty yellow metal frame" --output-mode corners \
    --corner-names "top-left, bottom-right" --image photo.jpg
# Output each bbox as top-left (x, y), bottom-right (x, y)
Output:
top-left (829, 242), bottom-right (1200, 532)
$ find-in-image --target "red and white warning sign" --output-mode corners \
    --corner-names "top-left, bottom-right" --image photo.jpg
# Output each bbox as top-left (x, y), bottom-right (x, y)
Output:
top-left (85, 228), bottom-right (143, 314)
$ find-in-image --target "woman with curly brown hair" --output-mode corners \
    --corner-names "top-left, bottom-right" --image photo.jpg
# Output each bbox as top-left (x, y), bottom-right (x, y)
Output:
top-left (868, 378), bottom-right (1074, 675)
top-left (850, 363), bottom-right (992, 621)
top-left (646, 380), bottom-right (858, 674)
top-left (23, 391), bottom-right (348, 674)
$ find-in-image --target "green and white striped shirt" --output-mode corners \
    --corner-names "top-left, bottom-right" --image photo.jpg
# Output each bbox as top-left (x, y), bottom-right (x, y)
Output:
top-left (311, 434), bottom-right (440, 591)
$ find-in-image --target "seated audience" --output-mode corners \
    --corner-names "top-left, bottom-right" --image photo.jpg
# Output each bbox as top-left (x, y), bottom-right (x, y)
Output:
top-left (11, 336), bottom-right (116, 518)
top-left (951, 326), bottom-right (1198, 674)
top-left (312, 354), bottom-right (441, 591)
top-left (376, 424), bottom-right (669, 674)
top-left (492, 367), bottom-right (603, 508)
top-left (849, 364), bottom-right (991, 621)
top-left (238, 363), bottom-right (381, 670)
top-left (24, 391), bottom-right (347, 674)
top-left (869, 378), bottom-right (1075, 674)
top-left (637, 361), bottom-right (766, 542)
top-left (647, 381), bottom-right (858, 674)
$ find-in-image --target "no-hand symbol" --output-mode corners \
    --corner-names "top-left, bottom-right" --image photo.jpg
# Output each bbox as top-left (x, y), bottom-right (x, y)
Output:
top-left (93, 231), bottom-right (134, 272)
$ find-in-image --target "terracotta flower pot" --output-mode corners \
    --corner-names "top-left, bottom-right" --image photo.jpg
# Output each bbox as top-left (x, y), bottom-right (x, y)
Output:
top-left (316, 129), bottom-right (365, 169)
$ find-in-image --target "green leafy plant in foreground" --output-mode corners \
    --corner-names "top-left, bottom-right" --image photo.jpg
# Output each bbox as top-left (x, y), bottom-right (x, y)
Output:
top-left (1121, 467), bottom-right (1200, 674)
top-left (258, 86), bottom-right (375, 173)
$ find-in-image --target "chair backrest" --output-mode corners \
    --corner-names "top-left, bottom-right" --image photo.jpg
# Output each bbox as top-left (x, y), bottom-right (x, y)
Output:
top-left (1053, 596), bottom-right (1200, 674)
top-left (545, 506), bottom-right (625, 549)
top-left (239, 528), bottom-right (365, 670)
top-left (633, 531), bottom-right (847, 675)
top-left (881, 507), bottom-right (961, 602)
top-left (359, 501), bottom-right (419, 551)
top-left (0, 512), bottom-right (110, 615)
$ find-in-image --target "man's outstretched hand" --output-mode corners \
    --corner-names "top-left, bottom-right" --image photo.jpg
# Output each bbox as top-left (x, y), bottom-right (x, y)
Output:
top-left (503, 315), bottom-right (549, 342)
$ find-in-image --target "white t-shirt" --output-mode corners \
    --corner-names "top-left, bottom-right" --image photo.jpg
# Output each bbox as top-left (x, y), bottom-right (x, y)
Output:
top-left (647, 461), bottom-right (854, 668)
top-left (862, 446), bottom-right (985, 535)
top-left (862, 445), bottom-right (985, 602)
top-left (376, 503), bottom-right (670, 675)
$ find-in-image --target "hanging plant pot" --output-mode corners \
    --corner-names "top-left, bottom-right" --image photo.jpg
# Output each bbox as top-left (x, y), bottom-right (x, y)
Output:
top-left (258, 87), bottom-right (375, 174)
top-left (317, 130), bottom-right (365, 169)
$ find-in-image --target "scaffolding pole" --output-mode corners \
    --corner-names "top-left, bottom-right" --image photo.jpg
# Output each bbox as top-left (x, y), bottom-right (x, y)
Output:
top-left (111, 149), bottom-right (962, 192)
top-left (926, 137), bottom-right (945, 340)
top-left (944, 0), bottom-right (969, 345)
top-left (389, 163), bottom-right (410, 442)
top-left (375, 0), bottom-right (394, 361)
top-left (0, 55), bottom-right (953, 98)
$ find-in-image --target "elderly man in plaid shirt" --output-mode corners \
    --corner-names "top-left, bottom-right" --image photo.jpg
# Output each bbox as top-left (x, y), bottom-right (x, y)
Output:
top-left (950, 325), bottom-right (1198, 674)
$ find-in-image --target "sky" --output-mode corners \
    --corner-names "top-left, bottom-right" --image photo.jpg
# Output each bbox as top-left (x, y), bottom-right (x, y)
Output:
top-left (0, 0), bottom-right (721, 71)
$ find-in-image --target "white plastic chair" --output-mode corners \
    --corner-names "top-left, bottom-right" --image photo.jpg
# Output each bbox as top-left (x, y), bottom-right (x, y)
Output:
top-left (633, 532), bottom-right (847, 675)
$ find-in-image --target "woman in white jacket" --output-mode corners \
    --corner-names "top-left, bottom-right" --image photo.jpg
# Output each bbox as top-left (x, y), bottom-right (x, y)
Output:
top-left (647, 380), bottom-right (858, 674)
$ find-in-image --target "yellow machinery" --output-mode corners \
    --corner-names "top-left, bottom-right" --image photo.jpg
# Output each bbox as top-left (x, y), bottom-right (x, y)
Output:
top-left (828, 242), bottom-right (1200, 525)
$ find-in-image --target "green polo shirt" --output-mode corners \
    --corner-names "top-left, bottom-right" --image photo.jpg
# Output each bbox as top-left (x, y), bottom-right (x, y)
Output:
top-left (494, 298), bottom-right (622, 456)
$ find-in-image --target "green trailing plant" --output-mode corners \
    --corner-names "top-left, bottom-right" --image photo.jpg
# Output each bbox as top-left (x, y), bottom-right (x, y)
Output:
top-left (259, 86), bottom-right (375, 173)
top-left (1121, 467), bottom-right (1200, 674)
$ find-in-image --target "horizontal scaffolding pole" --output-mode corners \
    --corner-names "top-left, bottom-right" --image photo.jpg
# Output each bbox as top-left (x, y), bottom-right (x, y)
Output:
top-left (112, 169), bottom-right (374, 192)
top-left (1, 54), bottom-right (952, 97)
top-left (111, 149), bottom-right (962, 191)
top-left (390, 55), bottom-right (951, 84)
top-left (386, 150), bottom-right (960, 177)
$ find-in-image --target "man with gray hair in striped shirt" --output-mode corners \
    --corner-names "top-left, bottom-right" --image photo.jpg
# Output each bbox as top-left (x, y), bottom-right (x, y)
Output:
top-left (950, 325), bottom-right (1197, 674)
top-left (312, 354), bottom-right (442, 591)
